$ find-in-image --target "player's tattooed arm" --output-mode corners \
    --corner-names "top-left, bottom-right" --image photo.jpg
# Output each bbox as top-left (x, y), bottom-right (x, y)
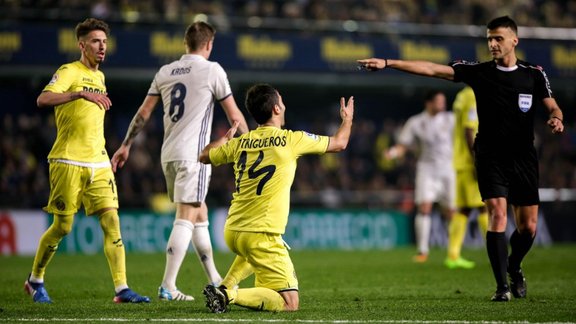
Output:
top-left (122, 114), bottom-right (147, 146)
top-left (121, 94), bottom-right (159, 146)
top-left (111, 95), bottom-right (158, 172)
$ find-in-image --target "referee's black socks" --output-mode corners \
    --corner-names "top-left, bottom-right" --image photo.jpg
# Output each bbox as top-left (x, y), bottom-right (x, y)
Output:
top-left (487, 231), bottom-right (509, 290)
top-left (508, 229), bottom-right (535, 272)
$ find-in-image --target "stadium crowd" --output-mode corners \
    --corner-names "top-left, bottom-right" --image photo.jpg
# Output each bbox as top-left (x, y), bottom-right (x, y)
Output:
top-left (2, 0), bottom-right (576, 28)
top-left (2, 110), bottom-right (575, 210)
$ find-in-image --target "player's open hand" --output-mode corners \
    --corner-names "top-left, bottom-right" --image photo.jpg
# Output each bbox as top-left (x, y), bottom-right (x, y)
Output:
top-left (111, 145), bottom-right (130, 173)
top-left (225, 121), bottom-right (240, 141)
top-left (82, 91), bottom-right (112, 110)
top-left (547, 117), bottom-right (564, 134)
top-left (357, 58), bottom-right (387, 71)
top-left (340, 96), bottom-right (354, 122)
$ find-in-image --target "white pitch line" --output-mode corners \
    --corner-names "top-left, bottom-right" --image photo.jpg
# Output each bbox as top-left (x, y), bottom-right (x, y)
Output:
top-left (1, 319), bottom-right (575, 324)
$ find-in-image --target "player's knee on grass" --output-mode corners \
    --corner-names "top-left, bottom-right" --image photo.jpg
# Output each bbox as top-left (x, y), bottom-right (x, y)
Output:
top-left (280, 290), bottom-right (299, 311)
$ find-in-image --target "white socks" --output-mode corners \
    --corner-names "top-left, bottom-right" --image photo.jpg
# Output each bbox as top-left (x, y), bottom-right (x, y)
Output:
top-left (414, 213), bottom-right (431, 255)
top-left (29, 275), bottom-right (43, 284)
top-left (115, 284), bottom-right (129, 294)
top-left (161, 219), bottom-right (194, 291)
top-left (192, 222), bottom-right (222, 286)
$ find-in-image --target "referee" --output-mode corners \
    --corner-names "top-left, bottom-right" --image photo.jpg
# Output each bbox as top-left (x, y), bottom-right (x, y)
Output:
top-left (358, 16), bottom-right (564, 301)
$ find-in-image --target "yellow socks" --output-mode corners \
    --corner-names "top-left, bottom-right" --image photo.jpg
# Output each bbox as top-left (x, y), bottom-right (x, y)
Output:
top-left (221, 256), bottom-right (254, 289)
top-left (31, 214), bottom-right (74, 279)
top-left (32, 210), bottom-right (128, 291)
top-left (99, 209), bottom-right (127, 289)
top-left (220, 257), bottom-right (284, 311)
top-left (447, 212), bottom-right (468, 260)
top-left (226, 287), bottom-right (286, 312)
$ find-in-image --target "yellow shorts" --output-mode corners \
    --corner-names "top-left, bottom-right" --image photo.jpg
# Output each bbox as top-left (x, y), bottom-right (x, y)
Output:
top-left (224, 229), bottom-right (298, 291)
top-left (455, 168), bottom-right (484, 209)
top-left (44, 162), bottom-right (119, 216)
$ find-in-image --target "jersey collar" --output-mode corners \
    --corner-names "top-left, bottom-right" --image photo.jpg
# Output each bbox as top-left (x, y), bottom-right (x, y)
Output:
top-left (496, 64), bottom-right (518, 72)
top-left (180, 54), bottom-right (205, 61)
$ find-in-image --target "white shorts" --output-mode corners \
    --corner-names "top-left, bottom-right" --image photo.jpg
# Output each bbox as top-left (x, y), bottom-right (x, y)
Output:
top-left (414, 165), bottom-right (455, 209)
top-left (162, 160), bottom-right (211, 203)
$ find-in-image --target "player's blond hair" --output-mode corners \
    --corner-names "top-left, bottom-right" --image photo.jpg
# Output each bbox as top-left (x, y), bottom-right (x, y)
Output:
top-left (185, 22), bottom-right (215, 51)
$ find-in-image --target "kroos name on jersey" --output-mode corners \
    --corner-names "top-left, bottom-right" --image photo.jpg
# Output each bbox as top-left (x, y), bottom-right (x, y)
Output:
top-left (170, 67), bottom-right (191, 75)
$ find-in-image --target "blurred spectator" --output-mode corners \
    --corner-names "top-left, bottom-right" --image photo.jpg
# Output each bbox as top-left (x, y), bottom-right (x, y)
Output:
top-left (91, 0), bottom-right (112, 20)
top-left (1, 0), bottom-right (575, 28)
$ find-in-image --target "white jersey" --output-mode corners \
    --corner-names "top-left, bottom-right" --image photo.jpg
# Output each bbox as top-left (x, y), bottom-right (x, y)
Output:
top-left (397, 110), bottom-right (454, 170)
top-left (398, 110), bottom-right (455, 207)
top-left (148, 54), bottom-right (232, 163)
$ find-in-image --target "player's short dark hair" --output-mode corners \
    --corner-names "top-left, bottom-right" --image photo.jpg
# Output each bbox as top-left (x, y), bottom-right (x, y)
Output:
top-left (487, 16), bottom-right (518, 35)
top-left (75, 18), bottom-right (110, 40)
top-left (245, 84), bottom-right (279, 125)
top-left (185, 21), bottom-right (215, 51)
top-left (424, 89), bottom-right (444, 103)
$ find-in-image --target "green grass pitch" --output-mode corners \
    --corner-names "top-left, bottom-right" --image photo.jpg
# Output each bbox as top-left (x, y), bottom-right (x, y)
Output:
top-left (1, 245), bottom-right (575, 323)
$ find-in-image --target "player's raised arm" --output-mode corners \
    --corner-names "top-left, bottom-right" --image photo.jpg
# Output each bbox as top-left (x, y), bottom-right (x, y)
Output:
top-left (111, 95), bottom-right (159, 172)
top-left (357, 58), bottom-right (456, 81)
top-left (220, 95), bottom-right (249, 135)
top-left (326, 96), bottom-right (354, 153)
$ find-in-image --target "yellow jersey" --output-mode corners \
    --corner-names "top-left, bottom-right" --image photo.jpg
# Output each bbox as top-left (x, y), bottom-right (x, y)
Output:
top-left (452, 86), bottom-right (478, 171)
top-left (210, 126), bottom-right (329, 234)
top-left (43, 61), bottom-right (109, 163)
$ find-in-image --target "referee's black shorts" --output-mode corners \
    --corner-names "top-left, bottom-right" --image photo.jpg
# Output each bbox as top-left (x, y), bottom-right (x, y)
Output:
top-left (475, 146), bottom-right (540, 206)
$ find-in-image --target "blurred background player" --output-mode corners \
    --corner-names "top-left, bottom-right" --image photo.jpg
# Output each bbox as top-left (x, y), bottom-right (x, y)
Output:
top-left (447, 86), bottom-right (489, 269)
top-left (111, 21), bottom-right (248, 301)
top-left (385, 90), bottom-right (473, 267)
top-left (357, 16), bottom-right (564, 301)
top-left (199, 84), bottom-right (354, 312)
top-left (25, 18), bottom-right (149, 304)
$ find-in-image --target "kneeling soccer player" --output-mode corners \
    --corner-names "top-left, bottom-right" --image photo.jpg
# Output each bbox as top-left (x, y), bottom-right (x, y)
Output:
top-left (199, 84), bottom-right (354, 312)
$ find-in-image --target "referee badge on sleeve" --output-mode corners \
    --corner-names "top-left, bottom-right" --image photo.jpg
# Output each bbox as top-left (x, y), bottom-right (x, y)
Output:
top-left (518, 94), bottom-right (532, 112)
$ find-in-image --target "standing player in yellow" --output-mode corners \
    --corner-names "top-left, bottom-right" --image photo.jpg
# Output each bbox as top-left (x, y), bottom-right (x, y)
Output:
top-left (24, 18), bottom-right (150, 304)
top-left (199, 84), bottom-right (354, 312)
top-left (446, 86), bottom-right (489, 269)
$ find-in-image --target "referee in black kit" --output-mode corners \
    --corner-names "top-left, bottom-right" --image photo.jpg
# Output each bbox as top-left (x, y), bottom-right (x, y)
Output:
top-left (357, 16), bottom-right (564, 301)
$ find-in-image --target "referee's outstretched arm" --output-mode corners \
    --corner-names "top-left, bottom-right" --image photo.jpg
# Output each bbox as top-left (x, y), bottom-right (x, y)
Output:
top-left (357, 58), bottom-right (455, 81)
